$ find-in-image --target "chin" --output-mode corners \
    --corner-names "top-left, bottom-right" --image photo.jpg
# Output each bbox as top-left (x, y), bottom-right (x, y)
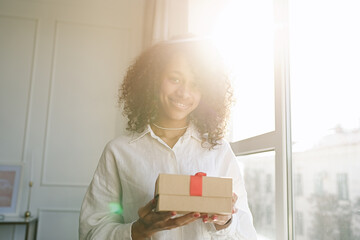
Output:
top-left (167, 111), bottom-right (191, 122)
top-left (169, 115), bottom-right (189, 122)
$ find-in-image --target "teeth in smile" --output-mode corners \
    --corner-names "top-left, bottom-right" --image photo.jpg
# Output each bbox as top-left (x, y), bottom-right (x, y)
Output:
top-left (172, 100), bottom-right (189, 108)
top-left (176, 102), bottom-right (186, 108)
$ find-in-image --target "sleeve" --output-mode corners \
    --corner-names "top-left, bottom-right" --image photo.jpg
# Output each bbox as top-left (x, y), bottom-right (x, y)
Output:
top-left (207, 142), bottom-right (258, 240)
top-left (79, 143), bottom-right (135, 240)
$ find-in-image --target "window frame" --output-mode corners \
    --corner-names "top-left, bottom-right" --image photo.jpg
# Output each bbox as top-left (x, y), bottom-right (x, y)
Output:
top-left (229, 0), bottom-right (294, 239)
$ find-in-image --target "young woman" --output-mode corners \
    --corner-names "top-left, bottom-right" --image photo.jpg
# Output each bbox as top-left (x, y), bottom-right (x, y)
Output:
top-left (79, 38), bottom-right (257, 239)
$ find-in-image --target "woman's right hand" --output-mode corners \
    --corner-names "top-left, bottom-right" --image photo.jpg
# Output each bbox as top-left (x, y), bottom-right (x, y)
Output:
top-left (131, 198), bottom-right (200, 239)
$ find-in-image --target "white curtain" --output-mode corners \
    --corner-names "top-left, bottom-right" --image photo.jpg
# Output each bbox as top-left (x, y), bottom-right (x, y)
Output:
top-left (143, 0), bottom-right (189, 48)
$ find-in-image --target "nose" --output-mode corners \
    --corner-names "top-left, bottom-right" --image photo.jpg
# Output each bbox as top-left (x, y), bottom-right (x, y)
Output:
top-left (176, 82), bottom-right (192, 98)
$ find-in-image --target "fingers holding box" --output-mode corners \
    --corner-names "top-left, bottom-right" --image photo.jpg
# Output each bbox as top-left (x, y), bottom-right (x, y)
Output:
top-left (132, 198), bottom-right (201, 239)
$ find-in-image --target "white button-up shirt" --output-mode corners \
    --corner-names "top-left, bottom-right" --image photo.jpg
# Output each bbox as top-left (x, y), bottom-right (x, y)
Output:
top-left (79, 124), bottom-right (257, 239)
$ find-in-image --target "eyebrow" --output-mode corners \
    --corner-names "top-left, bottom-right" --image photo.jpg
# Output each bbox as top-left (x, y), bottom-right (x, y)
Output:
top-left (168, 70), bottom-right (183, 75)
top-left (166, 70), bottom-right (196, 81)
top-left (166, 71), bottom-right (185, 79)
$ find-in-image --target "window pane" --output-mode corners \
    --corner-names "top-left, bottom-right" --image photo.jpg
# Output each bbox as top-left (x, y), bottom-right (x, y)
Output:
top-left (290, 0), bottom-right (360, 239)
top-left (237, 151), bottom-right (275, 240)
top-left (212, 0), bottom-right (275, 141)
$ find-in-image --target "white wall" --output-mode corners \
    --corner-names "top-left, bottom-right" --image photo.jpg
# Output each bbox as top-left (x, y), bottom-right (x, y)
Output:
top-left (0, 0), bottom-right (145, 239)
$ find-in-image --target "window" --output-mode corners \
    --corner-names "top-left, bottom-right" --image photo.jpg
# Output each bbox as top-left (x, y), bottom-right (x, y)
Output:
top-left (266, 205), bottom-right (273, 225)
top-left (295, 212), bottom-right (304, 236)
top-left (192, 0), bottom-right (290, 239)
top-left (294, 174), bottom-right (303, 196)
top-left (266, 174), bottom-right (272, 193)
top-left (188, 0), bottom-right (360, 239)
top-left (210, 0), bottom-right (275, 142)
top-left (237, 151), bottom-right (275, 239)
top-left (290, 0), bottom-right (360, 239)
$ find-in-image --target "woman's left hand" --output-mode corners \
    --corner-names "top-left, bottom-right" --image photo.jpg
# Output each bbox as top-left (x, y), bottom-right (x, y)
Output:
top-left (201, 193), bottom-right (238, 230)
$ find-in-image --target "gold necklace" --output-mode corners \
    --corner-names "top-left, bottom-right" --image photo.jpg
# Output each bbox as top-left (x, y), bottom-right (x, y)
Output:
top-left (152, 123), bottom-right (189, 131)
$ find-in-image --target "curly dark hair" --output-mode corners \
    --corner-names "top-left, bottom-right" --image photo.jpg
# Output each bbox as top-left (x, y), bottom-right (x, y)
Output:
top-left (119, 38), bottom-right (233, 148)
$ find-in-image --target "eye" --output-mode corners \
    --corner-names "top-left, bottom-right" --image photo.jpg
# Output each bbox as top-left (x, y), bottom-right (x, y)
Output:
top-left (169, 77), bottom-right (181, 84)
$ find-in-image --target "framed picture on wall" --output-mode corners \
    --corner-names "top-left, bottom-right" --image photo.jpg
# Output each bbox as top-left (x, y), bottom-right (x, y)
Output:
top-left (0, 164), bottom-right (22, 216)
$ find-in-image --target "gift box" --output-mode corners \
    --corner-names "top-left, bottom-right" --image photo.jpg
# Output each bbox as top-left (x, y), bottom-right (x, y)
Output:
top-left (155, 173), bottom-right (232, 214)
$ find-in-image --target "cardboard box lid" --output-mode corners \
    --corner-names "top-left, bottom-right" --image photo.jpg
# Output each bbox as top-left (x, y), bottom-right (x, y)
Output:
top-left (155, 174), bottom-right (232, 197)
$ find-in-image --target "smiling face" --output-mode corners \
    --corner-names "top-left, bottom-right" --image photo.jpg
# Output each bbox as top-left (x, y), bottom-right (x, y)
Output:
top-left (156, 54), bottom-right (201, 127)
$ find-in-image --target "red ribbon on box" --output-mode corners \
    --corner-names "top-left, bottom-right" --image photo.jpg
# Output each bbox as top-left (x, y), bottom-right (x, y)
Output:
top-left (190, 172), bottom-right (207, 196)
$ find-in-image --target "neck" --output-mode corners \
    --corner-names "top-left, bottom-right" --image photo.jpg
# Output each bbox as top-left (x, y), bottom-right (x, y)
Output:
top-left (152, 118), bottom-right (189, 130)
top-left (150, 121), bottom-right (189, 141)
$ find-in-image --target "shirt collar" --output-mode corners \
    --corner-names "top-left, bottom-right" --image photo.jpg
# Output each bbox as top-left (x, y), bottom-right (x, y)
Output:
top-left (182, 122), bottom-right (202, 142)
top-left (129, 122), bottom-right (202, 144)
top-left (128, 125), bottom-right (151, 144)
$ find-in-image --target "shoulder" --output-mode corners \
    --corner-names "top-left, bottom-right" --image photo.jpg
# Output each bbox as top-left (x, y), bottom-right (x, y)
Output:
top-left (106, 134), bottom-right (131, 148)
top-left (217, 138), bottom-right (232, 148)
top-left (103, 126), bottom-right (152, 152)
top-left (102, 131), bottom-right (140, 152)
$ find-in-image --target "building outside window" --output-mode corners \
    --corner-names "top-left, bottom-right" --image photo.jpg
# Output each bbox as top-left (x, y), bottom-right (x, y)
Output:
top-left (266, 174), bottom-right (272, 193)
top-left (295, 211), bottom-right (304, 236)
top-left (337, 173), bottom-right (349, 200)
top-left (266, 205), bottom-right (273, 225)
top-left (294, 174), bottom-right (303, 196)
top-left (313, 173), bottom-right (324, 196)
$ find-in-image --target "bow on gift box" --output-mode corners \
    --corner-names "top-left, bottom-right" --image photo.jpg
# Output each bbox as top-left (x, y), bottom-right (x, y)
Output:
top-left (190, 172), bottom-right (207, 196)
